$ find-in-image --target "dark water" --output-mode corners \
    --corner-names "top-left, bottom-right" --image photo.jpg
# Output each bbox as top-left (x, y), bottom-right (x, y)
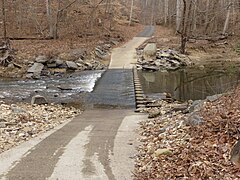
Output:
top-left (0, 70), bottom-right (103, 104)
top-left (138, 68), bottom-right (240, 101)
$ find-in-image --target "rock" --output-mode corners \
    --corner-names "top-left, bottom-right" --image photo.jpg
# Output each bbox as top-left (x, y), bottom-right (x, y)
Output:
top-left (84, 61), bottom-right (93, 70)
top-left (206, 94), bottom-right (222, 102)
top-left (159, 128), bottom-right (166, 134)
top-left (7, 63), bottom-right (14, 68)
top-left (57, 85), bottom-right (73, 91)
top-left (32, 74), bottom-right (41, 80)
top-left (50, 68), bottom-right (66, 74)
top-left (110, 40), bottom-right (119, 45)
top-left (230, 140), bottom-right (240, 167)
top-left (189, 100), bottom-right (205, 112)
top-left (0, 95), bottom-right (5, 99)
top-left (13, 62), bottom-right (23, 69)
top-left (148, 110), bottom-right (161, 118)
top-left (26, 73), bottom-right (33, 79)
top-left (142, 65), bottom-right (159, 71)
top-left (66, 61), bottom-right (78, 70)
top-left (154, 148), bottom-right (172, 157)
top-left (76, 63), bottom-right (85, 68)
top-left (143, 43), bottom-right (157, 60)
top-left (199, 65), bottom-right (205, 70)
top-left (0, 118), bottom-right (6, 122)
top-left (0, 122), bottom-right (6, 128)
top-left (27, 63), bottom-right (44, 75)
top-left (185, 113), bottom-right (204, 126)
top-left (11, 104), bottom-right (26, 113)
top-left (55, 59), bottom-right (64, 66)
top-left (47, 63), bottom-right (57, 68)
top-left (35, 55), bottom-right (48, 64)
top-left (31, 95), bottom-right (48, 105)
top-left (95, 47), bottom-right (107, 59)
top-left (172, 104), bottom-right (188, 112)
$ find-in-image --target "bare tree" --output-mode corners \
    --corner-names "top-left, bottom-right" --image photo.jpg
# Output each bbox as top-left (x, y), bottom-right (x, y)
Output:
top-left (1, 0), bottom-right (6, 39)
top-left (223, 1), bottom-right (232, 34)
top-left (129, 0), bottom-right (134, 26)
top-left (176, 0), bottom-right (182, 31)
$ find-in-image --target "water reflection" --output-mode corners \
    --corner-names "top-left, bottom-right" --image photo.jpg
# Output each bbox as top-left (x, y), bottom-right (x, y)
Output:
top-left (138, 69), bottom-right (240, 101)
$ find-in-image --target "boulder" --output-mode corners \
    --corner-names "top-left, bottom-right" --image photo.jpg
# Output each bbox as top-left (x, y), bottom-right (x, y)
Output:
top-left (185, 113), bottom-right (204, 126)
top-left (143, 43), bottom-right (157, 60)
top-left (206, 94), bottom-right (222, 102)
top-left (189, 100), bottom-right (205, 112)
top-left (31, 95), bottom-right (48, 105)
top-left (66, 61), bottom-right (78, 70)
top-left (55, 59), bottom-right (64, 67)
top-left (27, 63), bottom-right (44, 75)
top-left (35, 55), bottom-right (48, 64)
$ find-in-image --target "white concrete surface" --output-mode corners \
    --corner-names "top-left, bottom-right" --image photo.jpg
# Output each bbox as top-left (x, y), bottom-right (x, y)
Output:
top-left (109, 37), bottom-right (148, 69)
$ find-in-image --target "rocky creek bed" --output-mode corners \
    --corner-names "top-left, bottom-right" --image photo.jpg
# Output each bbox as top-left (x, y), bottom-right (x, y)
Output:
top-left (0, 38), bottom-right (119, 79)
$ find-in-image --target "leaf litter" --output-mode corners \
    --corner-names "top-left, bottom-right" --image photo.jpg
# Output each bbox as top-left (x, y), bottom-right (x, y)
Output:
top-left (135, 87), bottom-right (240, 179)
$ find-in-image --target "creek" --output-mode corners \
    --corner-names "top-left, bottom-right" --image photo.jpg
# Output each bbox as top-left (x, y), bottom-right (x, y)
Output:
top-left (0, 70), bottom-right (103, 104)
top-left (138, 68), bottom-right (240, 101)
top-left (1, 67), bottom-right (239, 106)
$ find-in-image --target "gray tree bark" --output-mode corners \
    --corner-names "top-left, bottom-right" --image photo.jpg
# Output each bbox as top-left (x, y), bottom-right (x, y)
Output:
top-left (1, 0), bottom-right (6, 39)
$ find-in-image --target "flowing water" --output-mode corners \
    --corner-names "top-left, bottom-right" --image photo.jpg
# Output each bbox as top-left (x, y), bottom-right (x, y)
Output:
top-left (1, 67), bottom-right (240, 106)
top-left (0, 70), bottom-right (103, 104)
top-left (138, 68), bottom-right (240, 101)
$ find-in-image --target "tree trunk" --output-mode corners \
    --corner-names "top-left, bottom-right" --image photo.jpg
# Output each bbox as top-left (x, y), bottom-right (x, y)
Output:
top-left (164, 0), bottom-right (168, 25)
top-left (151, 0), bottom-right (155, 25)
top-left (204, 0), bottom-right (210, 33)
top-left (129, 0), bottom-right (134, 26)
top-left (192, 0), bottom-right (197, 32)
top-left (46, 0), bottom-right (54, 38)
top-left (1, 0), bottom-right (7, 39)
top-left (223, 2), bottom-right (232, 34)
top-left (176, 0), bottom-right (182, 31)
top-left (180, 0), bottom-right (187, 54)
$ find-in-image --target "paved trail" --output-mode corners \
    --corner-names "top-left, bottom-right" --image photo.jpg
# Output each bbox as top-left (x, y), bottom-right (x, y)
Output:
top-left (0, 26), bottom-right (154, 180)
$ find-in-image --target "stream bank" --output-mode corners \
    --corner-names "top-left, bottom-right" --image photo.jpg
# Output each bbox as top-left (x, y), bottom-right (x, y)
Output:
top-left (134, 85), bottom-right (240, 179)
top-left (134, 31), bottom-right (240, 178)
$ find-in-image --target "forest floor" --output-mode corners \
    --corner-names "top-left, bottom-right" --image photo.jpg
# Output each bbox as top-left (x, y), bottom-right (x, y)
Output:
top-left (153, 26), bottom-right (240, 69)
top-left (2, 25), bottom-right (240, 78)
top-left (0, 23), bottom-right (144, 78)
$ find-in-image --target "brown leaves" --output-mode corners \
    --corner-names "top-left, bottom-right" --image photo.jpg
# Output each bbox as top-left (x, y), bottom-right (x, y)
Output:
top-left (135, 87), bottom-right (240, 179)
